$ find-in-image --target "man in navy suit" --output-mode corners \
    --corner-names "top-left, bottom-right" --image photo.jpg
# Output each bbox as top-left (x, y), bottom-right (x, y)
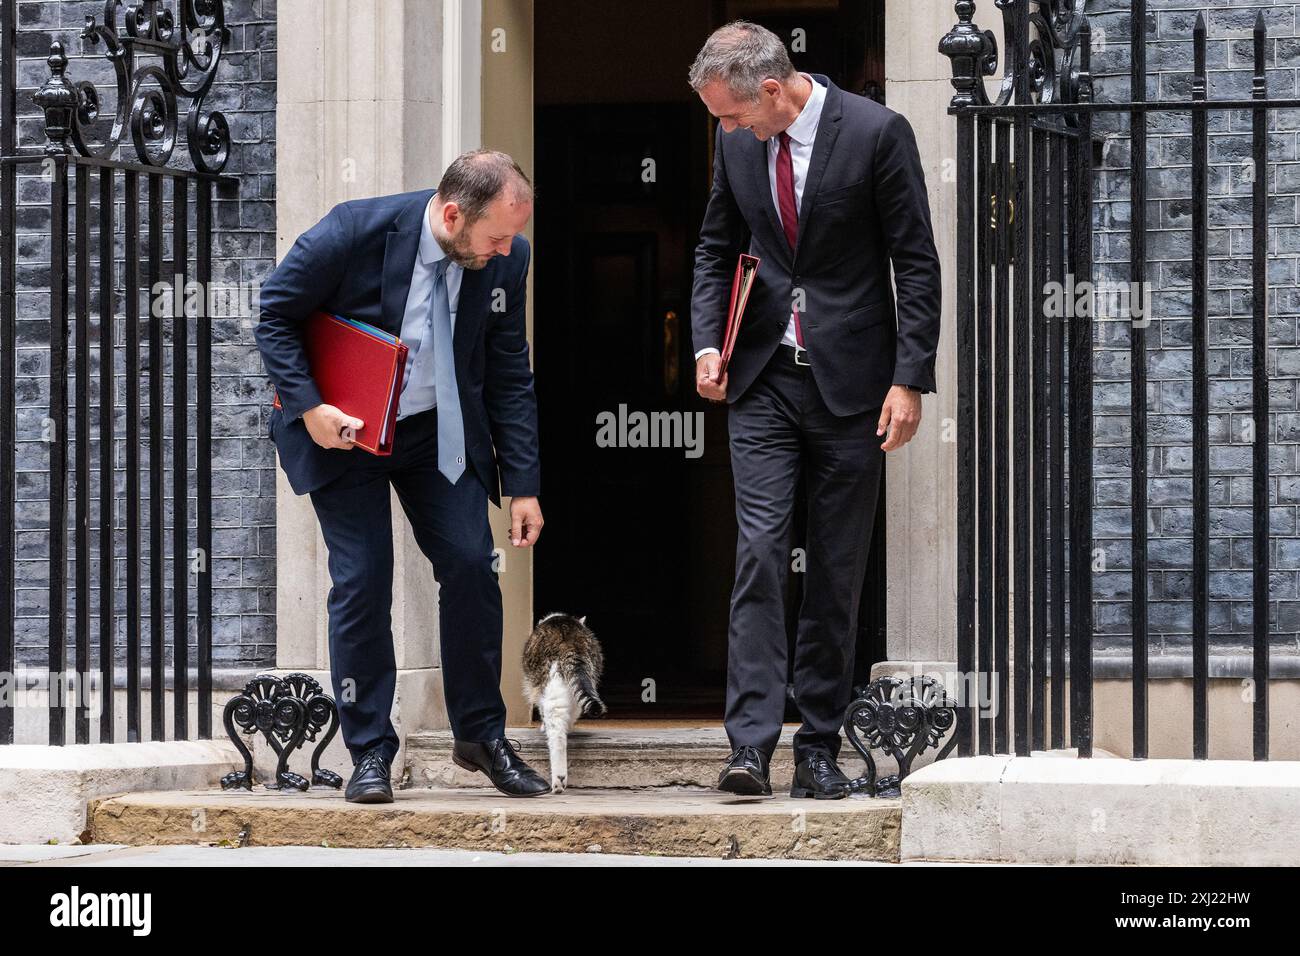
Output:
top-left (255, 150), bottom-right (550, 801)
top-left (689, 23), bottom-right (942, 798)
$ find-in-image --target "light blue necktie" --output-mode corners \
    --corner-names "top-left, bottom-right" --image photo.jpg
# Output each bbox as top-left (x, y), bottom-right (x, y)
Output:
top-left (431, 258), bottom-right (465, 484)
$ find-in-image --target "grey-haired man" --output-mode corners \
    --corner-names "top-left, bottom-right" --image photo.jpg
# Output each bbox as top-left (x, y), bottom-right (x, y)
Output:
top-left (689, 22), bottom-right (941, 798)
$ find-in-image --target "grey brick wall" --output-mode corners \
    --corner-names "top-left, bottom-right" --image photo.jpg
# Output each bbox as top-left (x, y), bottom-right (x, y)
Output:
top-left (1088, 0), bottom-right (1300, 664)
top-left (6, 0), bottom-right (277, 671)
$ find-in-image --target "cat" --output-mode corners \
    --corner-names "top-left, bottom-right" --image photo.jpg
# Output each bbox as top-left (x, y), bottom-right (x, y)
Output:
top-left (521, 612), bottom-right (606, 793)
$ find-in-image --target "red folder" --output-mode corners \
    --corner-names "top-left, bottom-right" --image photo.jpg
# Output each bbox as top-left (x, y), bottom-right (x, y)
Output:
top-left (719, 254), bottom-right (761, 373)
top-left (272, 311), bottom-right (408, 456)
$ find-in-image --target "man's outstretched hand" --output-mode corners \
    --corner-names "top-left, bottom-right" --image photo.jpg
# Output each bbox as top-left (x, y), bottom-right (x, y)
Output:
top-left (303, 403), bottom-right (364, 450)
top-left (510, 496), bottom-right (544, 547)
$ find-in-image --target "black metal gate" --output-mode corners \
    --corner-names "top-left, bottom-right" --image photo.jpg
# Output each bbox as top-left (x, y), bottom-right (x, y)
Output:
top-left (1, 0), bottom-right (233, 745)
top-left (942, 0), bottom-right (1286, 760)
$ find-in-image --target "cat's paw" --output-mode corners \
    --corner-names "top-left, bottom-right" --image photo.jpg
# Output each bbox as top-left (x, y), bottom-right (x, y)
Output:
top-left (551, 775), bottom-right (567, 794)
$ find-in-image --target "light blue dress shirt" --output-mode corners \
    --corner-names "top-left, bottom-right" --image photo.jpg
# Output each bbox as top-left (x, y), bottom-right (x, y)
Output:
top-left (396, 196), bottom-right (462, 420)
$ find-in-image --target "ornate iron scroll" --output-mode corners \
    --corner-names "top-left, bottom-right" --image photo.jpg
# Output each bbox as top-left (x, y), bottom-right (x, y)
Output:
top-left (33, 0), bottom-right (230, 171)
top-left (842, 676), bottom-right (959, 798)
top-left (939, 0), bottom-right (1092, 117)
top-left (221, 673), bottom-right (343, 792)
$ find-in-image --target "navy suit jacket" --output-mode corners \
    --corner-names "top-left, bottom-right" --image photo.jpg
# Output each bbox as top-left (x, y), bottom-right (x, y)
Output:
top-left (255, 188), bottom-right (540, 506)
top-left (691, 75), bottom-right (942, 415)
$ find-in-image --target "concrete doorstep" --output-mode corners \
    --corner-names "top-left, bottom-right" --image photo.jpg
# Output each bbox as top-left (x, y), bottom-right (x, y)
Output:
top-left (56, 726), bottom-right (911, 862)
top-left (86, 787), bottom-right (904, 862)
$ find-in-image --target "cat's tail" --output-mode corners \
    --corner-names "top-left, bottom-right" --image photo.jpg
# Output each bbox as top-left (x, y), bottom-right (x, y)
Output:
top-left (572, 661), bottom-right (607, 718)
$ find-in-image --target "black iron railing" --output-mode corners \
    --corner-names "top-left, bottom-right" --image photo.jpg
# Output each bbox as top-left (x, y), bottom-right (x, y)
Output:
top-left (0, 0), bottom-right (233, 745)
top-left (942, 1), bottom-right (1284, 760)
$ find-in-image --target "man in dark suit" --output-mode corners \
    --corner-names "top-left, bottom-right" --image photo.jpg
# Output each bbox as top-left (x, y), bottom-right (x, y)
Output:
top-left (255, 150), bottom-right (549, 802)
top-left (689, 22), bottom-right (942, 798)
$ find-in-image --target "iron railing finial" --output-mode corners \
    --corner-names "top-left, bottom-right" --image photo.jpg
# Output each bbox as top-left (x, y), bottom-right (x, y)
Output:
top-left (33, 42), bottom-right (78, 156)
top-left (939, 0), bottom-right (998, 109)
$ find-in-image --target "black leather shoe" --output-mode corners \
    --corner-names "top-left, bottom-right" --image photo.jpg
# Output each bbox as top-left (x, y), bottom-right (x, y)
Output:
top-left (345, 748), bottom-right (394, 804)
top-left (717, 746), bottom-right (772, 796)
top-left (790, 750), bottom-right (851, 799)
top-left (452, 738), bottom-right (549, 797)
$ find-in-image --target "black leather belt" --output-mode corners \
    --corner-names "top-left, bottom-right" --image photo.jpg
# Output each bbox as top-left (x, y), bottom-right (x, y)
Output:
top-left (778, 343), bottom-right (811, 367)
top-left (396, 406), bottom-right (437, 426)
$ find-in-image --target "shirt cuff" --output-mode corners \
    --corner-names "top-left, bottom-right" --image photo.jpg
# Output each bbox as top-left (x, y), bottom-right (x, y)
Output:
top-left (695, 347), bottom-right (721, 360)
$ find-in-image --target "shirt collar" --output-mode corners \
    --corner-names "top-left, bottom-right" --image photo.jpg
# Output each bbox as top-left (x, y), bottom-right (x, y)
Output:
top-left (419, 195), bottom-right (448, 268)
top-left (782, 73), bottom-right (826, 148)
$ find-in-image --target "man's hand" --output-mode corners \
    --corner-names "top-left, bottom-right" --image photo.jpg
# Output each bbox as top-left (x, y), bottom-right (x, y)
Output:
top-left (696, 352), bottom-right (728, 402)
top-left (509, 496), bottom-right (544, 547)
top-left (877, 385), bottom-right (922, 452)
top-left (303, 403), bottom-right (364, 450)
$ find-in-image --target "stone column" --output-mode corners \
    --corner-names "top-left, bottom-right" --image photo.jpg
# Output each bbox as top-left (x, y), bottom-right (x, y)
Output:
top-left (273, 0), bottom-right (497, 775)
top-left (480, 0), bottom-right (536, 725)
top-left (879, 2), bottom-right (989, 669)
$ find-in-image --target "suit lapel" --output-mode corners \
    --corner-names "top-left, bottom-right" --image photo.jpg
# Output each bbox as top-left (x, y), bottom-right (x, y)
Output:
top-left (794, 76), bottom-right (842, 263)
top-left (380, 190), bottom-right (435, 337)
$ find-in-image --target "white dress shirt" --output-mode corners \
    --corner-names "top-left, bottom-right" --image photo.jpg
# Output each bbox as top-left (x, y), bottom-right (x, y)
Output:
top-left (396, 196), bottom-right (462, 419)
top-left (696, 73), bottom-right (827, 361)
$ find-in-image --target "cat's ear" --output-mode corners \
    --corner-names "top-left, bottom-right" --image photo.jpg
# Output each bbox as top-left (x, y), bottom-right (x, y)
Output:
top-left (579, 615), bottom-right (587, 626)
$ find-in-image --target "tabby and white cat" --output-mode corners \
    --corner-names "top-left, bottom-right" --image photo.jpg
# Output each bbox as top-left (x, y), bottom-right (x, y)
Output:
top-left (521, 612), bottom-right (606, 793)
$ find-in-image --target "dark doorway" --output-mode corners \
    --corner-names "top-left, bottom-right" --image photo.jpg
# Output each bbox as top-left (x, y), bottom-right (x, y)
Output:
top-left (533, 0), bottom-right (887, 718)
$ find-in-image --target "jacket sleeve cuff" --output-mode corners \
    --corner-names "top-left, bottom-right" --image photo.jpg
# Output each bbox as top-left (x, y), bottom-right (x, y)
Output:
top-left (280, 382), bottom-right (324, 421)
top-left (891, 362), bottom-right (936, 395)
top-left (500, 472), bottom-right (541, 498)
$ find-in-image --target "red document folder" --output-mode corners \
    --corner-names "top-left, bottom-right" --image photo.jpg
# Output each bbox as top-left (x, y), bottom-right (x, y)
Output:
top-left (719, 254), bottom-right (761, 373)
top-left (271, 311), bottom-right (408, 456)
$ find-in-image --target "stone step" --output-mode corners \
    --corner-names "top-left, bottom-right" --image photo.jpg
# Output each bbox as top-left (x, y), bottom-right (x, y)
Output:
top-left (87, 787), bottom-right (901, 862)
top-left (403, 725), bottom-right (938, 791)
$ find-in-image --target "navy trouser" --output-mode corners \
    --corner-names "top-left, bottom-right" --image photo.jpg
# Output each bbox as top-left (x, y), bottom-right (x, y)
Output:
top-left (308, 407), bottom-right (506, 764)
top-left (725, 345), bottom-right (884, 763)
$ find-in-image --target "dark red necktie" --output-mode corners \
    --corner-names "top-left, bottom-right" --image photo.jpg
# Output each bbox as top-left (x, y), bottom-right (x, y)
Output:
top-left (775, 131), bottom-right (805, 349)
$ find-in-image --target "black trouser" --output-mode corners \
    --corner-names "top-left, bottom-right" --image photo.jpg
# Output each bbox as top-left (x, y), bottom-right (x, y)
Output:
top-left (725, 345), bottom-right (884, 762)
top-left (307, 407), bottom-right (505, 764)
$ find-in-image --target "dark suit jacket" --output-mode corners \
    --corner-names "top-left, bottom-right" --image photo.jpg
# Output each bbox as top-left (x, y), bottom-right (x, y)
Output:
top-left (691, 75), bottom-right (942, 414)
top-left (254, 188), bottom-right (540, 506)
